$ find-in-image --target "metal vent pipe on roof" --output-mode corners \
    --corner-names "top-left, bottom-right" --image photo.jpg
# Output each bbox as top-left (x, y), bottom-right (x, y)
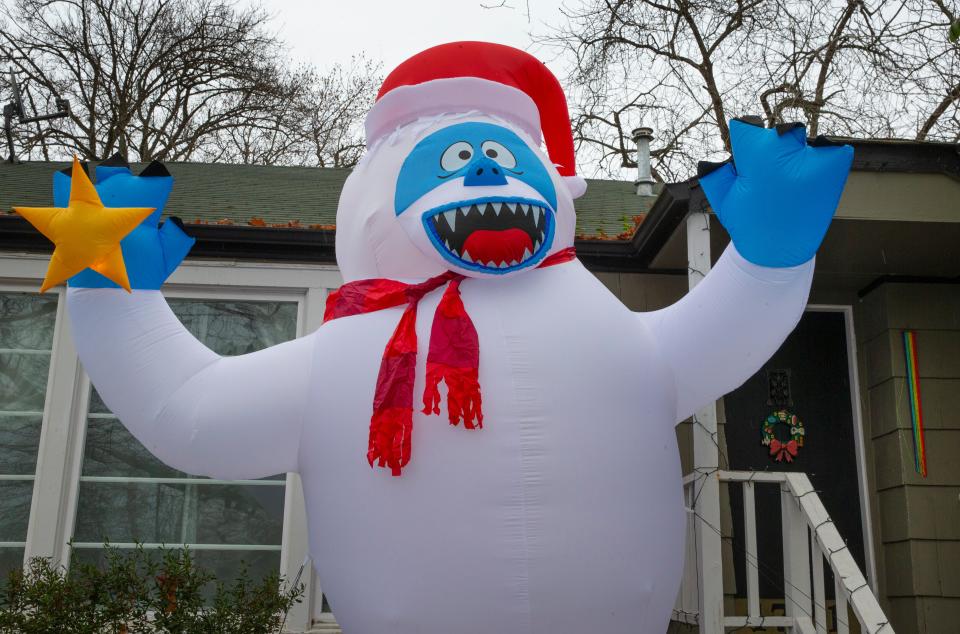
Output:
top-left (631, 127), bottom-right (655, 196)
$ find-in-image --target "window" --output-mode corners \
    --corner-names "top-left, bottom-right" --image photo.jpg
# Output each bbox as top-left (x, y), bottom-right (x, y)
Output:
top-left (1, 253), bottom-right (341, 630)
top-left (0, 292), bottom-right (58, 580)
top-left (71, 298), bottom-right (299, 583)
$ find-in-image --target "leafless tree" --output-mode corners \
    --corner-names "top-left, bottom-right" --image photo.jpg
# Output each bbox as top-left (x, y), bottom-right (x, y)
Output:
top-left (207, 58), bottom-right (381, 168)
top-left (0, 0), bottom-right (380, 167)
top-left (901, 0), bottom-right (960, 141)
top-left (544, 0), bottom-right (960, 179)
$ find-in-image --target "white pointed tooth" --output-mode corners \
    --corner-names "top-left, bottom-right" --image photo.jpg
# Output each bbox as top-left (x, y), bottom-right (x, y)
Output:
top-left (443, 210), bottom-right (457, 232)
top-left (492, 202), bottom-right (502, 216)
top-left (499, 260), bottom-right (508, 268)
top-left (522, 204), bottom-right (530, 216)
top-left (534, 240), bottom-right (541, 251)
top-left (510, 259), bottom-right (519, 266)
top-left (445, 239), bottom-right (451, 249)
top-left (506, 202), bottom-right (517, 213)
top-left (459, 206), bottom-right (470, 217)
top-left (532, 206), bottom-right (542, 225)
top-left (463, 251), bottom-right (473, 263)
top-left (486, 260), bottom-right (497, 268)
top-left (522, 247), bottom-right (532, 260)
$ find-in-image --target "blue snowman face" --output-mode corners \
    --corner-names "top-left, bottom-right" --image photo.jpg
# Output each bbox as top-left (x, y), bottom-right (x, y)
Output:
top-left (394, 122), bottom-right (557, 275)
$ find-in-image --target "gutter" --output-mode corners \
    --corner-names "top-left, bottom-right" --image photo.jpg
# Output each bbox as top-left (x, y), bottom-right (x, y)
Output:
top-left (0, 215), bottom-right (339, 263)
top-left (575, 180), bottom-right (695, 274)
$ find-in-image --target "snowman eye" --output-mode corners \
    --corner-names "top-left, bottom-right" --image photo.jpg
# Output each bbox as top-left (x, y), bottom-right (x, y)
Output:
top-left (480, 141), bottom-right (516, 169)
top-left (440, 142), bottom-right (474, 172)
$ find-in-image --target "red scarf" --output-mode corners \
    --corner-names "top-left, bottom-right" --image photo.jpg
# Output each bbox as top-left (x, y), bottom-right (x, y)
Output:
top-left (324, 247), bottom-right (577, 475)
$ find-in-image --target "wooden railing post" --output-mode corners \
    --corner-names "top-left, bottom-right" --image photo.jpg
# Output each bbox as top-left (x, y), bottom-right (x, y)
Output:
top-left (742, 481), bottom-right (761, 623)
top-left (834, 573), bottom-right (850, 634)
top-left (781, 484), bottom-right (813, 627)
top-left (812, 549), bottom-right (827, 634)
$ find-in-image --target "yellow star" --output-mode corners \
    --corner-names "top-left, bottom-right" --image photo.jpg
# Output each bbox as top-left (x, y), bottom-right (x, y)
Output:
top-left (13, 156), bottom-right (154, 293)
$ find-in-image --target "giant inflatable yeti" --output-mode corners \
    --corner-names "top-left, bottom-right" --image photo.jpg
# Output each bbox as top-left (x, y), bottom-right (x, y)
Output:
top-left (44, 42), bottom-right (852, 633)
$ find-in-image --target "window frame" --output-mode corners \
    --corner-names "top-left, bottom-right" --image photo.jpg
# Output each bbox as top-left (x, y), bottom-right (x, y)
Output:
top-left (1, 251), bottom-right (341, 630)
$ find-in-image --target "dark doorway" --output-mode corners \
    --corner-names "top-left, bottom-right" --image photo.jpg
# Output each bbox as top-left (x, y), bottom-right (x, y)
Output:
top-left (724, 310), bottom-right (867, 599)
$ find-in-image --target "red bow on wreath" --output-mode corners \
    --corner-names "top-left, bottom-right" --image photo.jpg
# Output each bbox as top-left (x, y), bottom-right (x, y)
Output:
top-left (769, 439), bottom-right (799, 462)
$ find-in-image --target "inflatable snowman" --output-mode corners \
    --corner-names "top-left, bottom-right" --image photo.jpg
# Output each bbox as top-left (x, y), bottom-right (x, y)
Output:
top-left (50, 42), bottom-right (852, 634)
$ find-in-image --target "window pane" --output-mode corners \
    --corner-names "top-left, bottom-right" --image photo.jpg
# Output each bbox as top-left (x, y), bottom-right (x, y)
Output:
top-left (70, 547), bottom-right (281, 596)
top-left (73, 298), bottom-right (298, 585)
top-left (0, 353), bottom-right (52, 412)
top-left (82, 415), bottom-right (181, 478)
top-left (170, 300), bottom-right (298, 355)
top-left (73, 481), bottom-right (285, 545)
top-left (0, 548), bottom-right (25, 584)
top-left (0, 414), bottom-right (42, 474)
top-left (0, 292), bottom-right (58, 583)
top-left (0, 481), bottom-right (33, 542)
top-left (0, 293), bottom-right (57, 350)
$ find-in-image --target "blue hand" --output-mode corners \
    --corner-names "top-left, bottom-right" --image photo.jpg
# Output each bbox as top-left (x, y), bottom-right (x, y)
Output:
top-left (57, 158), bottom-right (195, 290)
top-left (699, 119), bottom-right (854, 268)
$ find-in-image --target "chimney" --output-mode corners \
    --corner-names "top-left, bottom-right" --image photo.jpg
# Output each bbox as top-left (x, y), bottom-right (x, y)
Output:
top-left (631, 127), bottom-right (655, 196)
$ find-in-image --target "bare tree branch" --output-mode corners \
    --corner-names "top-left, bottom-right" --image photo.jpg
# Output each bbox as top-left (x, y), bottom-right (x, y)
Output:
top-left (0, 0), bottom-right (381, 166)
top-left (542, 0), bottom-right (960, 178)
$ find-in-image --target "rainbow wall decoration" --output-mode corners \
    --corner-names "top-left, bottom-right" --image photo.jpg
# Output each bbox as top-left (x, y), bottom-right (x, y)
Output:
top-left (902, 331), bottom-right (928, 478)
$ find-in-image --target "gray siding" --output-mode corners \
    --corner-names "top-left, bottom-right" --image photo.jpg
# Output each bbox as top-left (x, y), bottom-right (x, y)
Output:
top-left (858, 283), bottom-right (960, 633)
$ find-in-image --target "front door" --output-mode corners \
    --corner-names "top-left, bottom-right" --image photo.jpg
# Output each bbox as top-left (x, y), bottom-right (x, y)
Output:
top-left (723, 309), bottom-right (870, 605)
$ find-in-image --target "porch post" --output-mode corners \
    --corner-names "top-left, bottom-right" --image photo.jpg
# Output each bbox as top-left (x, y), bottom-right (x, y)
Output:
top-left (686, 209), bottom-right (724, 632)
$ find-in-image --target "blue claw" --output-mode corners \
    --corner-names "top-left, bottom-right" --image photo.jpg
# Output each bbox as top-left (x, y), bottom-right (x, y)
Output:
top-left (699, 119), bottom-right (854, 268)
top-left (59, 156), bottom-right (195, 290)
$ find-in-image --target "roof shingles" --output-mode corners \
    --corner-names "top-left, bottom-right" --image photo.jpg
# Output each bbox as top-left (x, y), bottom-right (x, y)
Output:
top-left (0, 160), bottom-right (657, 240)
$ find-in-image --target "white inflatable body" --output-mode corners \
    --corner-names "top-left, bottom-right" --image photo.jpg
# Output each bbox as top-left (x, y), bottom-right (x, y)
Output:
top-left (68, 245), bottom-right (811, 634)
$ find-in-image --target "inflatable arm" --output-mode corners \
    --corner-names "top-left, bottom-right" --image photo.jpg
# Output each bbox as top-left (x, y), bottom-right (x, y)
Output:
top-left (641, 247), bottom-right (813, 422)
top-left (46, 158), bottom-right (315, 480)
top-left (642, 119), bottom-right (853, 423)
top-left (67, 288), bottom-right (315, 480)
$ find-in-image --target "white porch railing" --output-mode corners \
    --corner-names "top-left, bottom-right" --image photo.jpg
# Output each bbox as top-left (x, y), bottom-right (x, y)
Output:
top-left (673, 470), bottom-right (893, 633)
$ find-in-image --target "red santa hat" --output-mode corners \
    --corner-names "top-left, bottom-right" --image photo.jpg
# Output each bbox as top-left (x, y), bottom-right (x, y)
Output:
top-left (365, 41), bottom-right (584, 192)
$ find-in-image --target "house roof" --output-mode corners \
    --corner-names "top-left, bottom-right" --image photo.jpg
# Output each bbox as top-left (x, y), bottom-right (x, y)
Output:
top-left (1, 137), bottom-right (955, 273)
top-left (0, 159), bottom-right (659, 239)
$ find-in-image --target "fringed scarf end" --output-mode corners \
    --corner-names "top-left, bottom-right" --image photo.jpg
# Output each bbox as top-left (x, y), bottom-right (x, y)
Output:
top-left (367, 406), bottom-right (412, 476)
top-left (422, 363), bottom-right (484, 429)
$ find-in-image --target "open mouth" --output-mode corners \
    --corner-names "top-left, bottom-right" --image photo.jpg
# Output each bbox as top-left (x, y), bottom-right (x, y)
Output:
top-left (423, 197), bottom-right (554, 273)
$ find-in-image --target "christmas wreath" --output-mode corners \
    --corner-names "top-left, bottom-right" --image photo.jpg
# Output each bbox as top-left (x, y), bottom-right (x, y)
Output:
top-left (761, 410), bottom-right (804, 462)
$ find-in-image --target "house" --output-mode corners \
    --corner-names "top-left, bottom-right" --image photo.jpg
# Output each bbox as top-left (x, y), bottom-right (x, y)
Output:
top-left (0, 136), bottom-right (956, 633)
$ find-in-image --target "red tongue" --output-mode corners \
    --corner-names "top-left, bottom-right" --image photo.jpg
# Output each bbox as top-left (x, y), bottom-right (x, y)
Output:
top-left (462, 228), bottom-right (533, 267)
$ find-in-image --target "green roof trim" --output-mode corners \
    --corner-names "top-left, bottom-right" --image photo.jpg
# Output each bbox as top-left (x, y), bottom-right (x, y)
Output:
top-left (0, 160), bottom-right (658, 240)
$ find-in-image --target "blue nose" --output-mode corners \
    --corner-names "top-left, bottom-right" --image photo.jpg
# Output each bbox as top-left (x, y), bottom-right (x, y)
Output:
top-left (463, 156), bottom-right (508, 187)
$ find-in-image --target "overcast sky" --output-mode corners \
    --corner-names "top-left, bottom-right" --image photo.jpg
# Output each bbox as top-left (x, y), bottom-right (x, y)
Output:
top-left (258, 0), bottom-right (572, 77)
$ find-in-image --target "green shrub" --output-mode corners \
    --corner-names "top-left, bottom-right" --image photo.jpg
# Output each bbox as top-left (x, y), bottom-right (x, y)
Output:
top-left (0, 546), bottom-right (303, 634)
